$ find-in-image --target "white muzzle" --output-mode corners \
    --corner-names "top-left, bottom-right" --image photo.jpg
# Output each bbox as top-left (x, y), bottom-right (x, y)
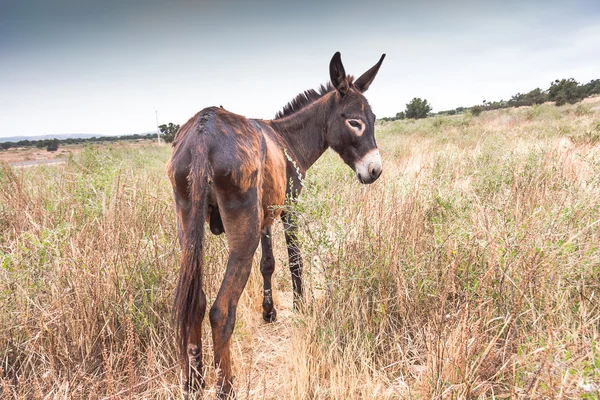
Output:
top-left (354, 149), bottom-right (382, 184)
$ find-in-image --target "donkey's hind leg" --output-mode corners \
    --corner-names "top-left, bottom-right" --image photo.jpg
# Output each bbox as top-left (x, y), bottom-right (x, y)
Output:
top-left (260, 226), bottom-right (277, 322)
top-left (209, 188), bottom-right (261, 398)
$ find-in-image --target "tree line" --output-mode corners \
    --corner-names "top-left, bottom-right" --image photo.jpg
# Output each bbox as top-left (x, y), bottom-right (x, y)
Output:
top-left (381, 77), bottom-right (600, 121)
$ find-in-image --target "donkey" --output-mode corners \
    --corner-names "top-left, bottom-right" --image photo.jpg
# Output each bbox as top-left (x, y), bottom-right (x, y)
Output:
top-left (167, 51), bottom-right (385, 398)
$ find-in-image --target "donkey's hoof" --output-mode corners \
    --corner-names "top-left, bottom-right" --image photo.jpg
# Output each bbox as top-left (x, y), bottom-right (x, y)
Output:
top-left (216, 385), bottom-right (236, 399)
top-left (186, 378), bottom-right (206, 391)
top-left (185, 374), bottom-right (206, 397)
top-left (262, 308), bottom-right (277, 323)
top-left (184, 386), bottom-right (202, 400)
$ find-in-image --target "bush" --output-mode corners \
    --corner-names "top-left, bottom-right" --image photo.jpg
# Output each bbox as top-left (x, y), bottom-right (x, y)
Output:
top-left (470, 105), bottom-right (484, 116)
top-left (525, 88), bottom-right (548, 105)
top-left (46, 139), bottom-right (59, 152)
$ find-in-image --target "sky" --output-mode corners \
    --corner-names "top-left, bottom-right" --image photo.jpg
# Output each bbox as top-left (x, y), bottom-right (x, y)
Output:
top-left (0, 0), bottom-right (599, 138)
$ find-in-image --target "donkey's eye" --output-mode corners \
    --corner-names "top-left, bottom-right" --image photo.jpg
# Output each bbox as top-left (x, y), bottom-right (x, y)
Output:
top-left (348, 120), bottom-right (361, 129)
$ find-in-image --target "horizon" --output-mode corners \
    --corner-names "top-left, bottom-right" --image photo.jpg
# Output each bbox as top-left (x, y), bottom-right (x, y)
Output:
top-left (1, 0), bottom-right (599, 138)
top-left (0, 131), bottom-right (159, 142)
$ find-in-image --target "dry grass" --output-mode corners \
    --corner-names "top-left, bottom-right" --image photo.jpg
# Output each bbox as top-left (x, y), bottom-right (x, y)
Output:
top-left (1, 99), bottom-right (600, 399)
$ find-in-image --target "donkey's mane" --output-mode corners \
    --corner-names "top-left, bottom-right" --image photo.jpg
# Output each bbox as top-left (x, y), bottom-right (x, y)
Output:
top-left (274, 83), bottom-right (333, 119)
top-left (274, 76), bottom-right (357, 119)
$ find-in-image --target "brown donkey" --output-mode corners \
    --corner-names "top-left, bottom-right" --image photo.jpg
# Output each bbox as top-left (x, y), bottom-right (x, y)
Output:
top-left (167, 51), bottom-right (385, 398)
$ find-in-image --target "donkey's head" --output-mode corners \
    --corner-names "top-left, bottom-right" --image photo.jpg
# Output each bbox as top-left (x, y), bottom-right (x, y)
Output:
top-left (326, 52), bottom-right (385, 184)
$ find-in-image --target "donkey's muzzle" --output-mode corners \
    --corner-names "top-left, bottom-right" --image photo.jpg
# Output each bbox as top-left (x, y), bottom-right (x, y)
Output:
top-left (355, 149), bottom-right (382, 184)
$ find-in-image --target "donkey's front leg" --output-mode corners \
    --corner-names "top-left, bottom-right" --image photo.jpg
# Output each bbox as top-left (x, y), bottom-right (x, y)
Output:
top-left (282, 212), bottom-right (304, 308)
top-left (260, 227), bottom-right (277, 322)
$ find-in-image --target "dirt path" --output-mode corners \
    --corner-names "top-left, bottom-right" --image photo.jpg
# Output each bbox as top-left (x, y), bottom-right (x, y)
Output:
top-left (233, 291), bottom-right (295, 399)
top-left (8, 158), bottom-right (67, 167)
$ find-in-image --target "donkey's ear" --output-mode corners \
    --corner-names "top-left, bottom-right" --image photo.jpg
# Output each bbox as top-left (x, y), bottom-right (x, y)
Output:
top-left (329, 52), bottom-right (349, 95)
top-left (354, 54), bottom-right (386, 93)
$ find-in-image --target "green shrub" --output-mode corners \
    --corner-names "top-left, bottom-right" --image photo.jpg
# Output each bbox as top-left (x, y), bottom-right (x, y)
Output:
top-left (405, 97), bottom-right (432, 119)
top-left (470, 105), bottom-right (484, 116)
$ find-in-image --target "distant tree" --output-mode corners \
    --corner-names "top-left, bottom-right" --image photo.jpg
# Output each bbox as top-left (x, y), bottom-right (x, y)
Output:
top-left (159, 123), bottom-right (180, 143)
top-left (1, 142), bottom-right (11, 150)
top-left (548, 78), bottom-right (584, 106)
top-left (405, 98), bottom-right (432, 119)
top-left (395, 111), bottom-right (406, 120)
top-left (47, 139), bottom-right (59, 152)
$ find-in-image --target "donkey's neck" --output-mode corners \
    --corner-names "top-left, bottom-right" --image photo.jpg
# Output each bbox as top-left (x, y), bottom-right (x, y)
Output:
top-left (269, 93), bottom-right (334, 172)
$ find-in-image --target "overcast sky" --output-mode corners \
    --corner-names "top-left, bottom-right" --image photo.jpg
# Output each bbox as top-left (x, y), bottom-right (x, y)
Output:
top-left (1, 0), bottom-right (599, 138)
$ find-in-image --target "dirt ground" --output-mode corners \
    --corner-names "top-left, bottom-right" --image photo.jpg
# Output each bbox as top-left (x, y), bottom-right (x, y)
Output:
top-left (0, 139), bottom-right (159, 164)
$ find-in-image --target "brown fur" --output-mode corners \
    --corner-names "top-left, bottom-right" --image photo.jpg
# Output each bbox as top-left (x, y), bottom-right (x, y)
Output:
top-left (168, 52), bottom-right (385, 398)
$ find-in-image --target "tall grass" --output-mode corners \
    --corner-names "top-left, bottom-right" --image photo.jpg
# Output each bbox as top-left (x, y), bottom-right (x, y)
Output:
top-left (1, 99), bottom-right (600, 398)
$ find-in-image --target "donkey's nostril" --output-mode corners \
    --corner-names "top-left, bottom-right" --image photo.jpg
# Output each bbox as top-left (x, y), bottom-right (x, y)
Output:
top-left (369, 164), bottom-right (382, 180)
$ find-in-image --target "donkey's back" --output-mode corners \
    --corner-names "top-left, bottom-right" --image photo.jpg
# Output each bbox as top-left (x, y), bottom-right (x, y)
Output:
top-left (167, 106), bottom-right (287, 234)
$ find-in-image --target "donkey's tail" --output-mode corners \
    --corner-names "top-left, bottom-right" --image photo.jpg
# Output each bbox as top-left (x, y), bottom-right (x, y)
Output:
top-left (174, 145), bottom-right (209, 365)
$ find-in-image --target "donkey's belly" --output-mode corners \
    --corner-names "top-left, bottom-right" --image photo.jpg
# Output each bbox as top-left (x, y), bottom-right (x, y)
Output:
top-left (261, 192), bottom-right (285, 230)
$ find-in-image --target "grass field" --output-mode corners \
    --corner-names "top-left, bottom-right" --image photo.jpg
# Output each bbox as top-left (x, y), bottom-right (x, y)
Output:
top-left (1, 98), bottom-right (600, 399)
